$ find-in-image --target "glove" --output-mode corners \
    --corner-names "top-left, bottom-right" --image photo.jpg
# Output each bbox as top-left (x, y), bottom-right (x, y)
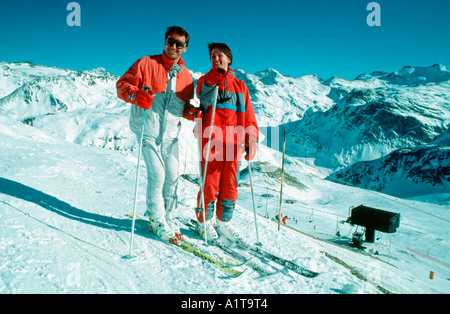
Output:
top-left (183, 104), bottom-right (203, 121)
top-left (245, 140), bottom-right (257, 161)
top-left (133, 89), bottom-right (153, 110)
top-left (206, 66), bottom-right (226, 86)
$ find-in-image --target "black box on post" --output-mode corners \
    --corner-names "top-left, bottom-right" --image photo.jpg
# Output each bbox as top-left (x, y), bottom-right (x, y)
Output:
top-left (349, 205), bottom-right (400, 234)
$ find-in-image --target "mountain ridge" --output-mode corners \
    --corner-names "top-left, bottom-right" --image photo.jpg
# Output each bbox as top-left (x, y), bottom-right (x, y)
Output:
top-left (1, 60), bottom-right (449, 197)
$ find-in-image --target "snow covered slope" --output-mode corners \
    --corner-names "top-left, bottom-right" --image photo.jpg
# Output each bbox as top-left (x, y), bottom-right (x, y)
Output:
top-left (0, 61), bottom-right (449, 294)
top-left (1, 116), bottom-right (449, 294)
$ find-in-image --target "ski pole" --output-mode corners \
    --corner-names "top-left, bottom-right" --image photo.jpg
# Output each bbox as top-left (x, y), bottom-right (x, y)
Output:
top-left (248, 160), bottom-right (261, 245)
top-left (126, 87), bottom-right (150, 258)
top-left (196, 121), bottom-right (206, 240)
top-left (277, 129), bottom-right (286, 231)
top-left (199, 85), bottom-right (219, 245)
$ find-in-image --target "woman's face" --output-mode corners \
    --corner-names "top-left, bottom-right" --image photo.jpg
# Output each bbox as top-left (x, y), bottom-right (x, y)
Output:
top-left (210, 48), bottom-right (231, 72)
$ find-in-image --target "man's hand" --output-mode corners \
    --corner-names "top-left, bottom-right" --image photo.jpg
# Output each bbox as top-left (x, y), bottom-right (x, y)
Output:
top-left (134, 89), bottom-right (153, 110)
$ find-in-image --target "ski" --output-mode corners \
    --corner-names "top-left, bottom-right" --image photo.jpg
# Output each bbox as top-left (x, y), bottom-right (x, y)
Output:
top-left (216, 242), bottom-right (278, 277)
top-left (177, 241), bottom-right (246, 278)
top-left (184, 219), bottom-right (278, 277)
top-left (237, 242), bottom-right (320, 278)
top-left (126, 213), bottom-right (246, 277)
top-left (127, 213), bottom-right (244, 267)
top-left (185, 219), bottom-right (318, 278)
top-left (181, 237), bottom-right (247, 268)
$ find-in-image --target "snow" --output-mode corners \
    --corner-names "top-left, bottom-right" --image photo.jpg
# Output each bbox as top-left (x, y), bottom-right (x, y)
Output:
top-left (1, 62), bottom-right (449, 294)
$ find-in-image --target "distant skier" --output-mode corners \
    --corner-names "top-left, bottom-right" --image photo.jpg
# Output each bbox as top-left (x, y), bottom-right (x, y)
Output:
top-left (189, 43), bottom-right (259, 242)
top-left (282, 215), bottom-right (289, 225)
top-left (116, 26), bottom-right (194, 243)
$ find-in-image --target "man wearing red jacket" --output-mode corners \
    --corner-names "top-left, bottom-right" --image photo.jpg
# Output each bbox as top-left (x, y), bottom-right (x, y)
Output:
top-left (189, 43), bottom-right (259, 242)
top-left (117, 26), bottom-right (194, 243)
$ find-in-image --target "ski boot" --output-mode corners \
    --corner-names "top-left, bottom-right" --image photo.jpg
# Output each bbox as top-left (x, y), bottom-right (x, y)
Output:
top-left (215, 219), bottom-right (242, 243)
top-left (167, 217), bottom-right (184, 241)
top-left (197, 219), bottom-right (219, 244)
top-left (149, 218), bottom-right (180, 245)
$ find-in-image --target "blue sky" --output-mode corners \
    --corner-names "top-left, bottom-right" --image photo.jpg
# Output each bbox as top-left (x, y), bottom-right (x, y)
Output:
top-left (1, 0), bottom-right (449, 80)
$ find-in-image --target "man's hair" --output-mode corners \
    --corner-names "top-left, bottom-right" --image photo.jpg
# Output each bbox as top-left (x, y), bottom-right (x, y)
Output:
top-left (208, 43), bottom-right (233, 66)
top-left (165, 26), bottom-right (190, 47)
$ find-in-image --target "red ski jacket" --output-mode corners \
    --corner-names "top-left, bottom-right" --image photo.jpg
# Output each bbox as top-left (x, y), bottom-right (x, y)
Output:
top-left (116, 52), bottom-right (194, 103)
top-left (196, 68), bottom-right (259, 159)
top-left (116, 52), bottom-right (194, 142)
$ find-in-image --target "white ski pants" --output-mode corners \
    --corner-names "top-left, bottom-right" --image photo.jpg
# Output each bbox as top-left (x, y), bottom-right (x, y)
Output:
top-left (141, 138), bottom-right (179, 221)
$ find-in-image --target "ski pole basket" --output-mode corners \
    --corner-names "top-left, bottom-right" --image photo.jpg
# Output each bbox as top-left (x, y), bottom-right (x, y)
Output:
top-left (346, 205), bottom-right (400, 243)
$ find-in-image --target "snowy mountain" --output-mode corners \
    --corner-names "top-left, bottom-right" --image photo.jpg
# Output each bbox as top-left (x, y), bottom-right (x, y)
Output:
top-left (0, 61), bottom-right (449, 294)
top-left (329, 144), bottom-right (450, 198)
top-left (235, 68), bottom-right (334, 126)
top-left (0, 61), bottom-right (133, 151)
top-left (356, 64), bottom-right (450, 85)
top-left (281, 67), bottom-right (450, 169)
top-left (1, 60), bottom-right (449, 196)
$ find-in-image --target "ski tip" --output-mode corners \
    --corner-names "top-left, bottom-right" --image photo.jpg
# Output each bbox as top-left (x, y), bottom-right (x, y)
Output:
top-left (121, 254), bottom-right (137, 260)
top-left (229, 268), bottom-right (248, 279)
top-left (303, 271), bottom-right (320, 278)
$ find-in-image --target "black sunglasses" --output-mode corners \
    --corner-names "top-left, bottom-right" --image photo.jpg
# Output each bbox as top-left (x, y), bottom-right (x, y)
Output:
top-left (165, 37), bottom-right (187, 49)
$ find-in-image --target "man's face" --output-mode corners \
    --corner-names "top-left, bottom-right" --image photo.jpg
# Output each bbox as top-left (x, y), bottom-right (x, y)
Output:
top-left (164, 32), bottom-right (187, 62)
top-left (210, 48), bottom-right (231, 72)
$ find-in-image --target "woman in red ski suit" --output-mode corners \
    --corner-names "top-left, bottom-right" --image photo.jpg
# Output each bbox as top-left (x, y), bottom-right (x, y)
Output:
top-left (187, 43), bottom-right (258, 241)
